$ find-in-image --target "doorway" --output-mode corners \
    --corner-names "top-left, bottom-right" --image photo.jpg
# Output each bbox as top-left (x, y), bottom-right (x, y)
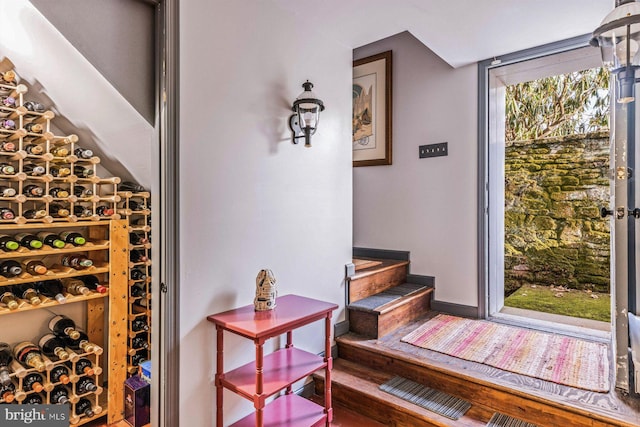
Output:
top-left (486, 45), bottom-right (612, 336)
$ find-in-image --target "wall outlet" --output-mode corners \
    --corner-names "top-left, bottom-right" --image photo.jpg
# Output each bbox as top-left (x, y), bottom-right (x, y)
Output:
top-left (419, 142), bottom-right (448, 158)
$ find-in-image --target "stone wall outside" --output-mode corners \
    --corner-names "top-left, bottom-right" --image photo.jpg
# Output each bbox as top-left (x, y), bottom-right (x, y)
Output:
top-left (504, 131), bottom-right (610, 295)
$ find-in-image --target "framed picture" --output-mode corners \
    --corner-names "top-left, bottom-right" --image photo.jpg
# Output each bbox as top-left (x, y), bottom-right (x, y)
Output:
top-left (353, 50), bottom-right (392, 166)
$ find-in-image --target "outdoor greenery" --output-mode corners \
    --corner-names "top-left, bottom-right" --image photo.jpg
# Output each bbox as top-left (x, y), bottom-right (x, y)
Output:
top-left (505, 284), bottom-right (610, 322)
top-left (505, 68), bottom-right (610, 142)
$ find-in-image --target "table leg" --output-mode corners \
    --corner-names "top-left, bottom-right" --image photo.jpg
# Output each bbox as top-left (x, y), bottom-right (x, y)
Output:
top-left (325, 313), bottom-right (333, 424)
top-left (215, 327), bottom-right (224, 427)
top-left (255, 341), bottom-right (264, 427)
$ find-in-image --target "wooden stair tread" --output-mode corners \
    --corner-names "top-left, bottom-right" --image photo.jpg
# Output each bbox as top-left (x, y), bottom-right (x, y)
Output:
top-left (315, 358), bottom-right (490, 427)
top-left (348, 283), bottom-right (432, 314)
top-left (336, 330), bottom-right (640, 427)
top-left (350, 258), bottom-right (409, 280)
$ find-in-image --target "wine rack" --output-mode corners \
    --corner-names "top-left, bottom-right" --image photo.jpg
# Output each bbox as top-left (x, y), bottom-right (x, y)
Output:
top-left (0, 64), bottom-right (123, 225)
top-left (119, 190), bottom-right (151, 376)
top-left (0, 61), bottom-right (129, 425)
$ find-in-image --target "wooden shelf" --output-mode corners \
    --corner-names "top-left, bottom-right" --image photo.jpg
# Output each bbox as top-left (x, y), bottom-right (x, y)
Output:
top-left (0, 290), bottom-right (108, 316)
top-left (229, 394), bottom-right (326, 427)
top-left (221, 348), bottom-right (325, 400)
top-left (0, 241), bottom-right (109, 260)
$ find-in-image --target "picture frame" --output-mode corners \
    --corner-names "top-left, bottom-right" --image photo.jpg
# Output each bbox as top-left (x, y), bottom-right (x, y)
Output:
top-left (353, 50), bottom-right (392, 166)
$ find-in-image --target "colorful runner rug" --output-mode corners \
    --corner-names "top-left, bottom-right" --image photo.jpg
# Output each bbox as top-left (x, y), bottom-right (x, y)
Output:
top-left (401, 314), bottom-right (610, 392)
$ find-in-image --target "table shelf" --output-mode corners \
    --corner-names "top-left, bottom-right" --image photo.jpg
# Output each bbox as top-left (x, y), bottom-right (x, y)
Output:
top-left (229, 394), bottom-right (326, 427)
top-left (221, 347), bottom-right (325, 400)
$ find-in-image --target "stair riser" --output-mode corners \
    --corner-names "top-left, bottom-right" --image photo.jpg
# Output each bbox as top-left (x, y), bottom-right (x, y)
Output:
top-left (336, 343), bottom-right (616, 427)
top-left (349, 264), bottom-right (408, 303)
top-left (349, 291), bottom-right (432, 338)
top-left (314, 376), bottom-right (442, 427)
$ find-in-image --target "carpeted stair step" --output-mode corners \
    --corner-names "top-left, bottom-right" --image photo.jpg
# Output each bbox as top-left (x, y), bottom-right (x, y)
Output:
top-left (348, 283), bottom-right (433, 338)
top-left (313, 358), bottom-right (491, 427)
top-left (349, 258), bottom-right (409, 303)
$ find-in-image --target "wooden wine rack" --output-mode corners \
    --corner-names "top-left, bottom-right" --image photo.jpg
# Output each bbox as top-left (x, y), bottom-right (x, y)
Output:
top-left (0, 221), bottom-right (128, 425)
top-left (0, 61), bottom-right (129, 425)
top-left (119, 191), bottom-right (152, 376)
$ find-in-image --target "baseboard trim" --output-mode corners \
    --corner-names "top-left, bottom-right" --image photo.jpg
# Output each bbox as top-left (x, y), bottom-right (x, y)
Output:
top-left (334, 320), bottom-right (350, 338)
top-left (406, 274), bottom-right (434, 287)
top-left (431, 299), bottom-right (479, 319)
top-left (353, 247), bottom-right (410, 261)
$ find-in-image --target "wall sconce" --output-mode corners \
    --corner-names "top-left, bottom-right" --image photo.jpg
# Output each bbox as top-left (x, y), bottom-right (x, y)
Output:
top-left (591, 0), bottom-right (640, 103)
top-left (289, 80), bottom-right (325, 147)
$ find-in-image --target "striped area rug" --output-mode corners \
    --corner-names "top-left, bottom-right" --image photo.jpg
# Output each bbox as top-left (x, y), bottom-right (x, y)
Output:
top-left (402, 314), bottom-right (610, 392)
top-left (486, 413), bottom-right (538, 427)
top-left (380, 376), bottom-right (471, 420)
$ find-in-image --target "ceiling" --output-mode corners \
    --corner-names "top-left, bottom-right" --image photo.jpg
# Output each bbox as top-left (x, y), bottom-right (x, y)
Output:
top-left (272, 0), bottom-right (614, 68)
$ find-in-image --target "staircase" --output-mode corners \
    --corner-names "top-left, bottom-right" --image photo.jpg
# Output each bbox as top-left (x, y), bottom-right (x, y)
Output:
top-left (347, 257), bottom-right (433, 338)
top-left (307, 254), bottom-right (640, 427)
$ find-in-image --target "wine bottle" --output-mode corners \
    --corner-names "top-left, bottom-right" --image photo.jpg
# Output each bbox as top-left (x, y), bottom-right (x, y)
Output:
top-left (0, 382), bottom-right (15, 403)
top-left (130, 353), bottom-right (146, 366)
top-left (95, 205), bottom-right (114, 217)
top-left (0, 163), bottom-right (15, 175)
top-left (74, 165), bottom-right (94, 178)
top-left (73, 205), bottom-right (93, 218)
top-left (49, 165), bottom-right (71, 177)
top-left (49, 203), bottom-right (70, 218)
top-left (78, 275), bottom-right (106, 294)
top-left (23, 393), bottom-right (43, 405)
top-left (0, 96), bottom-right (15, 108)
top-left (129, 233), bottom-right (149, 246)
top-left (74, 148), bottom-right (94, 159)
top-left (24, 143), bottom-right (44, 155)
top-left (0, 290), bottom-right (19, 310)
top-left (14, 232), bottom-right (43, 250)
top-left (130, 283), bottom-right (147, 298)
top-left (50, 365), bottom-right (70, 385)
top-left (130, 250), bottom-right (148, 263)
top-left (70, 357), bottom-right (94, 376)
top-left (24, 123), bottom-right (43, 134)
top-left (22, 209), bottom-right (47, 219)
top-left (38, 333), bottom-right (70, 361)
top-left (50, 384), bottom-right (70, 404)
top-left (50, 146), bottom-right (69, 157)
top-left (23, 184), bottom-right (44, 198)
top-left (73, 185), bottom-right (93, 198)
top-left (0, 141), bottom-right (16, 152)
top-left (119, 181), bottom-right (145, 192)
top-left (59, 231), bottom-right (86, 246)
top-left (75, 397), bottom-right (95, 418)
top-left (133, 298), bottom-right (149, 309)
top-left (23, 101), bottom-right (45, 114)
top-left (36, 231), bottom-right (65, 248)
top-left (128, 200), bottom-right (147, 211)
top-left (75, 376), bottom-right (97, 394)
top-left (48, 314), bottom-right (81, 340)
top-left (0, 71), bottom-right (17, 85)
top-left (0, 260), bottom-right (22, 277)
top-left (12, 284), bottom-right (41, 306)
top-left (61, 254), bottom-right (93, 269)
top-left (34, 280), bottom-right (67, 304)
top-left (0, 207), bottom-right (14, 220)
top-left (0, 235), bottom-right (19, 251)
top-left (130, 268), bottom-right (147, 281)
top-left (13, 341), bottom-right (46, 371)
top-left (60, 278), bottom-right (92, 296)
top-left (49, 187), bottom-right (69, 198)
top-left (22, 163), bottom-right (46, 176)
top-left (131, 335), bottom-right (149, 350)
top-left (23, 259), bottom-right (47, 275)
top-left (22, 372), bottom-right (44, 393)
top-left (131, 316), bottom-right (149, 332)
top-left (0, 119), bottom-right (16, 130)
top-left (0, 186), bottom-right (15, 197)
top-left (0, 342), bottom-right (13, 386)
top-left (63, 330), bottom-right (100, 355)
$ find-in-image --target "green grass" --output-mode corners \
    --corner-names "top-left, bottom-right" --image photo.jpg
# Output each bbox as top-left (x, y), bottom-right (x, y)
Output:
top-left (504, 284), bottom-right (610, 322)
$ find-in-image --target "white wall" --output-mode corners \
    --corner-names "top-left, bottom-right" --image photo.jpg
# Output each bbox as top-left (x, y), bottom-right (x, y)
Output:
top-left (353, 32), bottom-right (478, 307)
top-left (179, 1), bottom-right (353, 425)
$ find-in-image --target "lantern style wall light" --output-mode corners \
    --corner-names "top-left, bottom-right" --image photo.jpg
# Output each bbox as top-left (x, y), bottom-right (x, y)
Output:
top-left (591, 0), bottom-right (640, 103)
top-left (289, 80), bottom-right (325, 147)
